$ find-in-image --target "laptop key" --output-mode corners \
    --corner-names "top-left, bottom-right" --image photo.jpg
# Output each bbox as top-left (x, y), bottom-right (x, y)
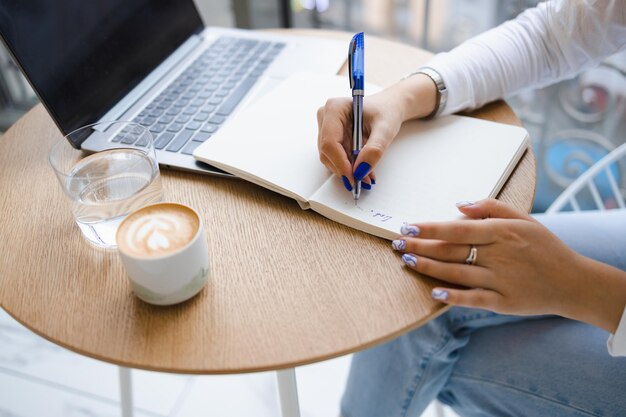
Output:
top-left (174, 98), bottom-right (189, 108)
top-left (149, 123), bottom-right (167, 134)
top-left (181, 140), bottom-right (203, 155)
top-left (194, 112), bottom-right (210, 122)
top-left (176, 114), bottom-right (191, 124)
top-left (187, 121), bottom-right (202, 131)
top-left (140, 117), bottom-right (157, 126)
top-left (216, 76), bottom-right (257, 116)
top-left (208, 115), bottom-right (225, 125)
top-left (167, 123), bottom-right (183, 133)
top-left (201, 124), bottom-right (218, 133)
top-left (166, 107), bottom-right (181, 116)
top-left (121, 134), bottom-right (138, 145)
top-left (182, 106), bottom-right (199, 115)
top-left (135, 136), bottom-right (150, 147)
top-left (154, 132), bottom-right (175, 150)
top-left (166, 129), bottom-right (194, 152)
top-left (192, 132), bottom-right (212, 142)
top-left (160, 115), bottom-right (174, 124)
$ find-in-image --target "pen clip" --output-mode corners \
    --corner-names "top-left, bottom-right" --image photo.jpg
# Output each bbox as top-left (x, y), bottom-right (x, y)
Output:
top-left (348, 38), bottom-right (356, 90)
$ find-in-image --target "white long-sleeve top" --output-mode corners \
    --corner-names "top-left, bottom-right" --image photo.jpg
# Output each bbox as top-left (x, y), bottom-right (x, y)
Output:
top-left (426, 0), bottom-right (626, 356)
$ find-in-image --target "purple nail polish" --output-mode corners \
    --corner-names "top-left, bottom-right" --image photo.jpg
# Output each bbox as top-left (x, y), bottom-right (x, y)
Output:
top-left (402, 253), bottom-right (417, 267)
top-left (400, 222), bottom-right (420, 237)
top-left (371, 179), bottom-right (376, 185)
top-left (432, 289), bottom-right (449, 301)
top-left (362, 182), bottom-right (372, 190)
top-left (342, 176), bottom-right (353, 192)
top-left (391, 239), bottom-right (406, 251)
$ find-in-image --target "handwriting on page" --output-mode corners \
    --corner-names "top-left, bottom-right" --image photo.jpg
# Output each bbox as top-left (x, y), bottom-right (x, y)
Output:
top-left (347, 202), bottom-right (393, 222)
top-left (370, 209), bottom-right (392, 222)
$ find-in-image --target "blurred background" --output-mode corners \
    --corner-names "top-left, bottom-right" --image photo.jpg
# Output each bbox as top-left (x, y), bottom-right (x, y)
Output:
top-left (1, 0), bottom-right (625, 211)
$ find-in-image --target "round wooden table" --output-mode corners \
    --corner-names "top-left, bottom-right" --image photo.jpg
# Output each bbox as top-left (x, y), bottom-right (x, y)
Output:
top-left (0, 30), bottom-right (535, 381)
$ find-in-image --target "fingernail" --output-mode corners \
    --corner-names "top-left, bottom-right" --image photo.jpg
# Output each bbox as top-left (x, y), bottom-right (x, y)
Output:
top-left (456, 201), bottom-right (474, 208)
top-left (342, 176), bottom-right (353, 192)
top-left (371, 179), bottom-right (376, 185)
top-left (432, 289), bottom-right (449, 301)
top-left (362, 182), bottom-right (372, 190)
top-left (402, 253), bottom-right (417, 267)
top-left (354, 162), bottom-right (371, 181)
top-left (391, 239), bottom-right (406, 250)
top-left (400, 222), bottom-right (420, 237)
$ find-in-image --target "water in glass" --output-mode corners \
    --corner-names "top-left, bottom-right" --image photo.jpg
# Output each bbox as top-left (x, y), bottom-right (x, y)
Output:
top-left (65, 148), bottom-right (163, 248)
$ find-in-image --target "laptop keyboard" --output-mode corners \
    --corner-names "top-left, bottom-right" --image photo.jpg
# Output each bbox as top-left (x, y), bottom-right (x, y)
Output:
top-left (113, 36), bottom-right (286, 155)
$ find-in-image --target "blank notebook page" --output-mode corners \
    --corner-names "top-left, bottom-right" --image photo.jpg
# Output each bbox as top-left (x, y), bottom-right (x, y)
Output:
top-left (194, 72), bottom-right (356, 201)
top-left (309, 116), bottom-right (528, 239)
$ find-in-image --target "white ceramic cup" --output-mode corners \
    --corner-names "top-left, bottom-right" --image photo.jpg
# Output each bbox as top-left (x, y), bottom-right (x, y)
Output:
top-left (116, 202), bottom-right (210, 306)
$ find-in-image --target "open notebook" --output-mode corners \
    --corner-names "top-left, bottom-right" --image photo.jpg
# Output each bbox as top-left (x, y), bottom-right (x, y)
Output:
top-left (194, 72), bottom-right (529, 240)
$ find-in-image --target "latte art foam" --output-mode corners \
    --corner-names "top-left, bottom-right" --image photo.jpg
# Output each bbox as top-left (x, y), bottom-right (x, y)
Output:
top-left (117, 203), bottom-right (200, 258)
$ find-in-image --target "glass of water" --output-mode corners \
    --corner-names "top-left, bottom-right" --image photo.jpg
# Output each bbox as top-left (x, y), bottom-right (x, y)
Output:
top-left (49, 121), bottom-right (163, 249)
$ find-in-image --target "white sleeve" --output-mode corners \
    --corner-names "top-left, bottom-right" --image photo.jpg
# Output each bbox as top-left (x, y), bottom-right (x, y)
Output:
top-left (425, 0), bottom-right (626, 115)
top-left (608, 306), bottom-right (626, 357)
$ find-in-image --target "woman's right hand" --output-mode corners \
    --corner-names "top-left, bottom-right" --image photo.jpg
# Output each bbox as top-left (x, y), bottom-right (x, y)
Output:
top-left (316, 73), bottom-right (439, 191)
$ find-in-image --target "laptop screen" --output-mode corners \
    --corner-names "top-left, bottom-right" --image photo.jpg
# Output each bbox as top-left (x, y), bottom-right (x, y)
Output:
top-left (0, 0), bottom-right (203, 146)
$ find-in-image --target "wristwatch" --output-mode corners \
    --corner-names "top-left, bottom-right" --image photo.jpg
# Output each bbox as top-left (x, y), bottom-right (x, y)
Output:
top-left (403, 67), bottom-right (448, 119)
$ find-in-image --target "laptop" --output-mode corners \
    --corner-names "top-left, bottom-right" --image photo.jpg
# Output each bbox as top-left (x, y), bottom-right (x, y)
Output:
top-left (0, 0), bottom-right (346, 176)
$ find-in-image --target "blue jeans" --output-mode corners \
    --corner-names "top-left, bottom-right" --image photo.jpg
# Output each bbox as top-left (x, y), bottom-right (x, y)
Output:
top-left (341, 210), bottom-right (626, 417)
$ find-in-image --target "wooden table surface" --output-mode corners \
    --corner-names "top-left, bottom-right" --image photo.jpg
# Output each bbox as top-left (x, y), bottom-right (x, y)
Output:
top-left (0, 30), bottom-right (535, 374)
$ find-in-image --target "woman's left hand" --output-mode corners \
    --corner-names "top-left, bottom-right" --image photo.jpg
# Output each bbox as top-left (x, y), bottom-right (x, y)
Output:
top-left (393, 199), bottom-right (587, 317)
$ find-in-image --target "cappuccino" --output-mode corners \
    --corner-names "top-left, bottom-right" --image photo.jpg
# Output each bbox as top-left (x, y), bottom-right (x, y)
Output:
top-left (117, 203), bottom-right (199, 258)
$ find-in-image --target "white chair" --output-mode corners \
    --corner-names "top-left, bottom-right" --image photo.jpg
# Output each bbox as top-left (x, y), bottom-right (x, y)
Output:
top-left (547, 141), bottom-right (626, 213)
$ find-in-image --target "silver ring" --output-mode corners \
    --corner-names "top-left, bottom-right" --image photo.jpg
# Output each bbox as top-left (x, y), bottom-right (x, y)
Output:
top-left (465, 245), bottom-right (477, 265)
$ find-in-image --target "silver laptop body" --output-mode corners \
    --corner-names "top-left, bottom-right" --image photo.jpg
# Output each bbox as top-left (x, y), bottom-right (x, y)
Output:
top-left (82, 27), bottom-right (347, 176)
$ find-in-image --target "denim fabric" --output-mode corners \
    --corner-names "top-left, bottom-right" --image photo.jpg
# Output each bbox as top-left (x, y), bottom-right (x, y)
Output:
top-left (341, 210), bottom-right (626, 417)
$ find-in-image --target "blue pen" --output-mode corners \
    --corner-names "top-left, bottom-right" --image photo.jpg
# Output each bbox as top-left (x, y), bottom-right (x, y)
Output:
top-left (349, 32), bottom-right (364, 205)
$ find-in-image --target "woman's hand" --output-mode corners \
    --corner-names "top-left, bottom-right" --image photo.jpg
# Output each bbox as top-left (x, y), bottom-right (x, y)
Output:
top-left (393, 199), bottom-right (626, 333)
top-left (317, 74), bottom-right (437, 191)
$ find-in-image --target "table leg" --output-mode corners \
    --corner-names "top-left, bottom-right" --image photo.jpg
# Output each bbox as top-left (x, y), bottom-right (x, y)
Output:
top-left (434, 400), bottom-right (446, 417)
top-left (276, 368), bottom-right (301, 417)
top-left (119, 366), bottom-right (134, 417)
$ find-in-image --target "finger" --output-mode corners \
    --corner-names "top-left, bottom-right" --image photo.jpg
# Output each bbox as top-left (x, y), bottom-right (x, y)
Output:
top-left (456, 199), bottom-right (531, 221)
top-left (401, 253), bottom-right (490, 288)
top-left (404, 220), bottom-right (496, 245)
top-left (317, 99), bottom-right (354, 182)
top-left (392, 238), bottom-right (473, 263)
top-left (320, 154), bottom-right (340, 177)
top-left (352, 123), bottom-right (395, 181)
top-left (369, 171), bottom-right (377, 184)
top-left (431, 288), bottom-right (503, 310)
